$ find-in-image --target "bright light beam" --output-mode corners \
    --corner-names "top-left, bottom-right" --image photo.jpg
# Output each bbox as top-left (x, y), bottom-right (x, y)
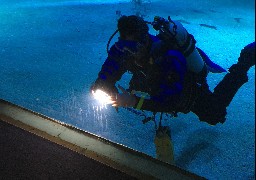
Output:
top-left (92, 89), bottom-right (114, 105)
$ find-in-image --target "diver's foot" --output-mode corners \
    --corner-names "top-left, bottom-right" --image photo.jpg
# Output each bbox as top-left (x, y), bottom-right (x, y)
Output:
top-left (239, 42), bottom-right (255, 67)
top-left (229, 42), bottom-right (255, 73)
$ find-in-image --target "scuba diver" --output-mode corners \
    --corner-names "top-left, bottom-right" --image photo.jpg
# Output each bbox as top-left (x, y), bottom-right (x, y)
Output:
top-left (90, 15), bottom-right (255, 126)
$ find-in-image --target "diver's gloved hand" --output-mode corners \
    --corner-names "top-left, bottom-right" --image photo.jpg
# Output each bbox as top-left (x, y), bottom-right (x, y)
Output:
top-left (111, 84), bottom-right (137, 108)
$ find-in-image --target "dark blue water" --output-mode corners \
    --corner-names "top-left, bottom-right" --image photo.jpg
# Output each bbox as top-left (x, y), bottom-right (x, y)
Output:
top-left (0, 1), bottom-right (255, 179)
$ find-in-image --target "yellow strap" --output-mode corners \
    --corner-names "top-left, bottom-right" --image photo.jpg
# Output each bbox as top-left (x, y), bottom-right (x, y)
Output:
top-left (136, 96), bottom-right (145, 110)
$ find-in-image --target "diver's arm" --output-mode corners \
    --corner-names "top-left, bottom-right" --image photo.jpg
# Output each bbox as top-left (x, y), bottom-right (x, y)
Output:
top-left (114, 79), bottom-right (183, 112)
top-left (91, 45), bottom-right (127, 95)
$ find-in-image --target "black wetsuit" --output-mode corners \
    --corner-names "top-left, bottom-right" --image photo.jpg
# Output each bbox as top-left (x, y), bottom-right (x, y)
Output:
top-left (93, 36), bottom-right (255, 125)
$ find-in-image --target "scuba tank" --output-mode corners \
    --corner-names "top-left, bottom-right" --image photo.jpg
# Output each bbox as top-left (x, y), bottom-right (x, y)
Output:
top-left (152, 16), bottom-right (205, 74)
top-left (152, 16), bottom-right (226, 74)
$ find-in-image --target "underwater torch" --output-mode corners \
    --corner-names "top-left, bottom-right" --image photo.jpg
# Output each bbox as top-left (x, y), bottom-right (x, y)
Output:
top-left (92, 89), bottom-right (114, 105)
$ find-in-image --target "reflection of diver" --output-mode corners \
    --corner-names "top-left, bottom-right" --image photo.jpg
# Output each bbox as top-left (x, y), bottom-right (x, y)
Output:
top-left (90, 15), bottom-right (255, 126)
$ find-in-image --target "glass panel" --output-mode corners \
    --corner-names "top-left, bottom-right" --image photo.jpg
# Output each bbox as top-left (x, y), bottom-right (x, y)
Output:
top-left (0, 0), bottom-right (255, 179)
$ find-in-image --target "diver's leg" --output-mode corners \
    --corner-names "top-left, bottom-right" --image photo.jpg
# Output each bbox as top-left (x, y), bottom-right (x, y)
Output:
top-left (213, 42), bottom-right (255, 108)
top-left (191, 42), bottom-right (255, 125)
top-left (191, 82), bottom-right (227, 125)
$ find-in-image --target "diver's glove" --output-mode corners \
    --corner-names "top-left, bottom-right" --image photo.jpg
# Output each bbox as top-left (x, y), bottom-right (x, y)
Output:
top-left (111, 84), bottom-right (137, 108)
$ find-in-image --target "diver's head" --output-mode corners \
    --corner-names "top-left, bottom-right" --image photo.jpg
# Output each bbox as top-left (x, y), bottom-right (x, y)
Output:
top-left (117, 15), bottom-right (151, 67)
top-left (117, 15), bottom-right (149, 43)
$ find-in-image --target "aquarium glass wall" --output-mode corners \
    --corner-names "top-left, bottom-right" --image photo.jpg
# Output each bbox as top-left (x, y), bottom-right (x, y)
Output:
top-left (0, 0), bottom-right (255, 179)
